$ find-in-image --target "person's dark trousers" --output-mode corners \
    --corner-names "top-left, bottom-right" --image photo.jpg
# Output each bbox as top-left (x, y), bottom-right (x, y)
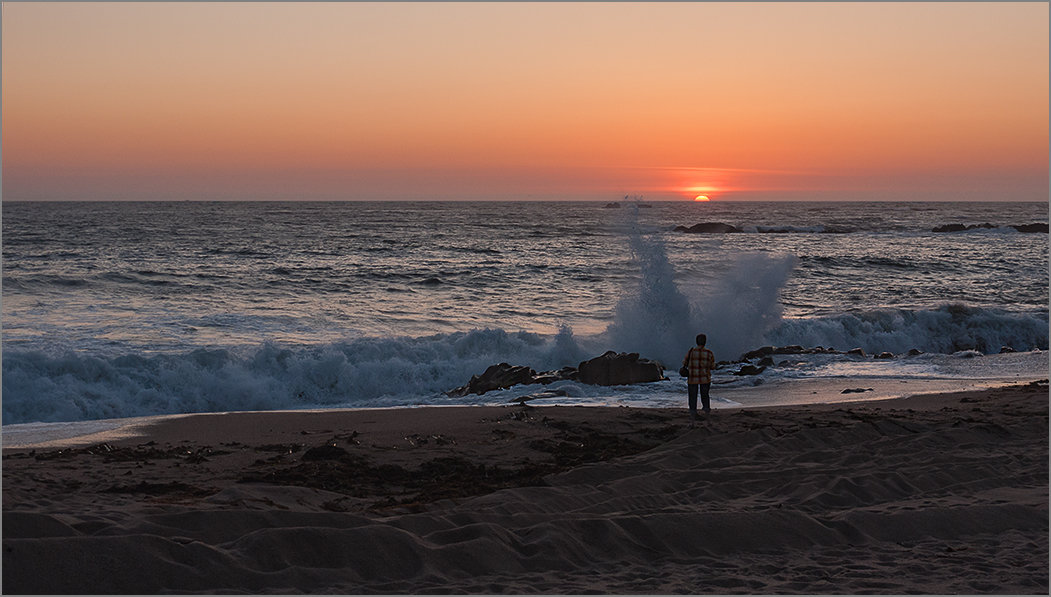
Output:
top-left (689, 383), bottom-right (712, 420)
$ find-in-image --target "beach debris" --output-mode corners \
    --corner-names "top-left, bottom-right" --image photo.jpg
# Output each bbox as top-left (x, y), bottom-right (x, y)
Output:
top-left (255, 443), bottom-right (304, 454)
top-left (841, 388), bottom-right (875, 394)
top-left (302, 444), bottom-right (350, 461)
top-left (404, 434), bottom-right (455, 447)
top-left (102, 481), bottom-right (216, 497)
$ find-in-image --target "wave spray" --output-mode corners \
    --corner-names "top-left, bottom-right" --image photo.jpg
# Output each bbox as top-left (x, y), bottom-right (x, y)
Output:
top-left (603, 209), bottom-right (796, 365)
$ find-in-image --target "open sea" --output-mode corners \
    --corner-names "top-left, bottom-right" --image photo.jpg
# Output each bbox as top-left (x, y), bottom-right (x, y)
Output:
top-left (2, 200), bottom-right (1048, 442)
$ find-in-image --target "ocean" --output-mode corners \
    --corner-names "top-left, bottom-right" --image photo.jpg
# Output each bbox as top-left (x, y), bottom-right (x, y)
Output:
top-left (2, 200), bottom-right (1048, 435)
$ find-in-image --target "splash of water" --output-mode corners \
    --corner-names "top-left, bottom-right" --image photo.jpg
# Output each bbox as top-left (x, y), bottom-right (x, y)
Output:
top-left (694, 252), bottom-right (797, 360)
top-left (603, 209), bottom-right (796, 365)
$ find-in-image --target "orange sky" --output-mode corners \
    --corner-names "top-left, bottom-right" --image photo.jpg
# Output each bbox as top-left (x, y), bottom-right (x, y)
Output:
top-left (3, 2), bottom-right (1048, 201)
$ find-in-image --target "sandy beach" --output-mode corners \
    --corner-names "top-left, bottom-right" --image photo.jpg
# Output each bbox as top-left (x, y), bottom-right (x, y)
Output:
top-left (3, 380), bottom-right (1047, 594)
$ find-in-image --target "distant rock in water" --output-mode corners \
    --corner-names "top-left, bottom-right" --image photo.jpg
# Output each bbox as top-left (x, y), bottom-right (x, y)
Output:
top-left (932, 222), bottom-right (1048, 233)
top-left (604, 202), bottom-right (621, 209)
top-left (932, 223), bottom-right (995, 233)
top-left (1012, 223), bottom-right (1049, 233)
top-left (674, 222), bottom-right (741, 233)
top-left (674, 223), bottom-right (854, 234)
top-left (576, 351), bottom-right (664, 386)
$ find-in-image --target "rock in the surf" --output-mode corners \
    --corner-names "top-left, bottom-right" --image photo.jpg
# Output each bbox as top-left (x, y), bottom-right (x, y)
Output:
top-left (1012, 223), bottom-right (1049, 233)
top-left (576, 351), bottom-right (664, 386)
top-left (734, 364), bottom-right (766, 376)
top-left (446, 363), bottom-right (537, 397)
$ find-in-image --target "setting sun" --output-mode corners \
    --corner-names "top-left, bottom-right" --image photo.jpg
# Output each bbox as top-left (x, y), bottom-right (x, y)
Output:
top-left (694, 195), bottom-right (711, 202)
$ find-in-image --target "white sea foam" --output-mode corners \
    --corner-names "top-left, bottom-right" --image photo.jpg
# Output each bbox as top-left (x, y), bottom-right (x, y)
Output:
top-left (3, 304), bottom-right (1046, 425)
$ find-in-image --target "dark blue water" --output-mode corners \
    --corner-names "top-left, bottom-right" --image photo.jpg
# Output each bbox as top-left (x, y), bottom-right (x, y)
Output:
top-left (3, 201), bottom-right (1047, 424)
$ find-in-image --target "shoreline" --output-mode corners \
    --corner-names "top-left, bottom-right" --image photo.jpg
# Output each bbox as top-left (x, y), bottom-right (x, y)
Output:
top-left (3, 374), bottom-right (1042, 450)
top-left (3, 380), bottom-right (1048, 593)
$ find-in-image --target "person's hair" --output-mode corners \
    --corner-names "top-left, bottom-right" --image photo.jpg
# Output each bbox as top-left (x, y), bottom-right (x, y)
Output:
top-left (696, 333), bottom-right (707, 346)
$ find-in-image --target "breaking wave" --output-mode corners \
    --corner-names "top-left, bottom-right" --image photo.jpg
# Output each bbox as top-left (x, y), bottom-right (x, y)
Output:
top-left (3, 304), bottom-right (1045, 424)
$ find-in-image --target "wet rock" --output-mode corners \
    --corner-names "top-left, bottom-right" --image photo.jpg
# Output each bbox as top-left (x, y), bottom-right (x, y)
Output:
top-left (757, 356), bottom-right (775, 367)
top-left (447, 363), bottom-right (538, 397)
top-left (1000, 346), bottom-right (1017, 353)
top-left (577, 351), bottom-right (664, 386)
top-left (734, 364), bottom-right (766, 376)
top-left (846, 348), bottom-right (866, 357)
top-left (509, 389), bottom-right (569, 404)
top-left (740, 346), bottom-right (776, 360)
top-left (531, 367), bottom-right (578, 385)
top-left (874, 352), bottom-right (895, 359)
top-left (907, 348), bottom-right (924, 356)
top-left (841, 388), bottom-right (874, 394)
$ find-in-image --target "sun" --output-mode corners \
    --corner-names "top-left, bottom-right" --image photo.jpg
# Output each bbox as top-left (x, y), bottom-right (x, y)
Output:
top-left (694, 195), bottom-right (711, 202)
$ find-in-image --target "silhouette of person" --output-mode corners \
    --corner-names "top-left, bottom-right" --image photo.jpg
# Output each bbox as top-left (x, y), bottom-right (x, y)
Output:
top-left (682, 333), bottom-right (715, 424)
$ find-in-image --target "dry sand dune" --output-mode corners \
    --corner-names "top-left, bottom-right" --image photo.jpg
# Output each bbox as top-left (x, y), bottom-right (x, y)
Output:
top-left (3, 380), bottom-right (1047, 594)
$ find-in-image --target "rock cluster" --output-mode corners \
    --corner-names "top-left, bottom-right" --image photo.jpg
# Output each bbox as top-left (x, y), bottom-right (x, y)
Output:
top-left (673, 223), bottom-right (853, 234)
top-left (447, 351), bottom-right (665, 397)
top-left (738, 345), bottom-right (838, 360)
top-left (737, 344), bottom-right (931, 363)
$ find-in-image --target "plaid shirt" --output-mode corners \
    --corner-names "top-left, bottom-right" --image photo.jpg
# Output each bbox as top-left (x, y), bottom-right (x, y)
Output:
top-left (683, 346), bottom-right (715, 384)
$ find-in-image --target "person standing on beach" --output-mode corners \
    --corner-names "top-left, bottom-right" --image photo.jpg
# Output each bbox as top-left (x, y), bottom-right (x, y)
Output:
top-left (682, 334), bottom-right (716, 423)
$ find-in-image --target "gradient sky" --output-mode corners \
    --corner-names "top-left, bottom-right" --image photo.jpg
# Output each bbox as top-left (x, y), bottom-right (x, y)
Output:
top-left (3, 2), bottom-right (1048, 201)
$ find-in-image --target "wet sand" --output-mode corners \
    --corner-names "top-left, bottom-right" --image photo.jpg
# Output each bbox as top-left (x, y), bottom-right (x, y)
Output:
top-left (3, 380), bottom-right (1047, 594)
